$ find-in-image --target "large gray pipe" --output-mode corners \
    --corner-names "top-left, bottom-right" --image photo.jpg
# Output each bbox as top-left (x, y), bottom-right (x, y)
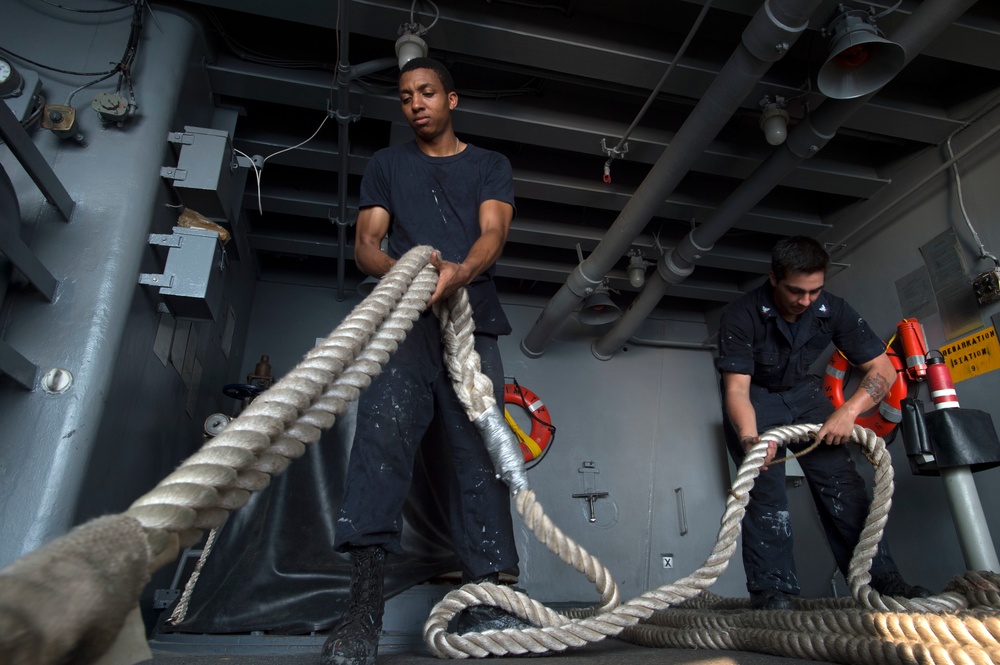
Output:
top-left (593, 0), bottom-right (980, 361)
top-left (520, 0), bottom-right (823, 358)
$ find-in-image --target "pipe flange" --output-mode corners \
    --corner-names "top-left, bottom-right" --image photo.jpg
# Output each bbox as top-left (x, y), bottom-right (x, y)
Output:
top-left (657, 249), bottom-right (695, 283)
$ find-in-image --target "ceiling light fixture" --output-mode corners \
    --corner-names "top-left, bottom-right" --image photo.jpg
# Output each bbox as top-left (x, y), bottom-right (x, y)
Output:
top-left (627, 249), bottom-right (650, 288)
top-left (395, 1), bottom-right (440, 69)
top-left (578, 281), bottom-right (622, 326)
top-left (759, 95), bottom-right (789, 146)
top-left (816, 3), bottom-right (904, 100)
top-left (395, 28), bottom-right (428, 69)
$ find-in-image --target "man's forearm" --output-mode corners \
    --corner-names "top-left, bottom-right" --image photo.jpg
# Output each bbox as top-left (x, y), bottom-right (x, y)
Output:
top-left (729, 405), bottom-right (759, 440)
top-left (355, 241), bottom-right (395, 278)
top-left (457, 227), bottom-right (505, 283)
top-left (724, 393), bottom-right (758, 440)
top-left (843, 354), bottom-right (895, 417)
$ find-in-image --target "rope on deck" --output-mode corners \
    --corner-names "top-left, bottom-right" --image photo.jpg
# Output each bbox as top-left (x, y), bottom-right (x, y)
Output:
top-left (423, 424), bottom-right (1000, 664)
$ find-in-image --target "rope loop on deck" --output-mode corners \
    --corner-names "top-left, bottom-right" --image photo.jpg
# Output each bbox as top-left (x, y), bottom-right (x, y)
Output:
top-left (424, 423), bottom-right (1000, 664)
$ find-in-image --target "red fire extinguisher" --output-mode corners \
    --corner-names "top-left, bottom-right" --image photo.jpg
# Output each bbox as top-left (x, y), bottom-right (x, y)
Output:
top-left (926, 354), bottom-right (960, 410)
top-left (896, 318), bottom-right (929, 381)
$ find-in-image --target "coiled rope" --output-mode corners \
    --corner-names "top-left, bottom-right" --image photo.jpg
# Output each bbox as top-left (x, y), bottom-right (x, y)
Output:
top-left (1, 244), bottom-right (998, 665)
top-left (423, 423), bottom-right (1000, 664)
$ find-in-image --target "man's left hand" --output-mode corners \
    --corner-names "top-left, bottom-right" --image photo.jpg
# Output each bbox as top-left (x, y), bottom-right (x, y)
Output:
top-left (816, 406), bottom-right (857, 445)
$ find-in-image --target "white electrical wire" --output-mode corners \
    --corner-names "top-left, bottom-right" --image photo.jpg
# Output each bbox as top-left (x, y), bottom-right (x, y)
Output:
top-left (232, 148), bottom-right (263, 215)
top-left (233, 113), bottom-right (330, 216)
top-left (945, 133), bottom-right (1000, 268)
top-left (410, 0), bottom-right (440, 35)
top-left (602, 0), bottom-right (713, 181)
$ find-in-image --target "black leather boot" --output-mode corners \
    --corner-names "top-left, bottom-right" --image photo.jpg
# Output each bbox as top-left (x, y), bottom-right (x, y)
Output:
top-left (455, 572), bottom-right (533, 634)
top-left (320, 545), bottom-right (387, 665)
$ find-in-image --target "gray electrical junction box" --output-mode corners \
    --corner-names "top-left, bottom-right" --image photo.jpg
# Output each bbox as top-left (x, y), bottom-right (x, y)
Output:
top-left (139, 226), bottom-right (224, 321)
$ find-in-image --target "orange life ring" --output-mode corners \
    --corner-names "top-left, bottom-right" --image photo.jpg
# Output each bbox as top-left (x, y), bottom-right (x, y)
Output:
top-left (822, 350), bottom-right (907, 437)
top-left (503, 383), bottom-right (554, 462)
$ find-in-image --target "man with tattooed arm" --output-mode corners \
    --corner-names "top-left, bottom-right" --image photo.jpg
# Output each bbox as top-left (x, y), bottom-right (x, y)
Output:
top-left (715, 235), bottom-right (929, 610)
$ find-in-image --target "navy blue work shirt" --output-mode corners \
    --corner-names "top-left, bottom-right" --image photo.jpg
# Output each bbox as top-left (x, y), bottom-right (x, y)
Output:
top-left (360, 141), bottom-right (515, 336)
top-left (716, 282), bottom-right (886, 420)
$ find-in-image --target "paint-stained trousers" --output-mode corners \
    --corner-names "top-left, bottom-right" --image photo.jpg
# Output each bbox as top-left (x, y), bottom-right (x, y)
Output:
top-left (333, 312), bottom-right (519, 580)
top-left (723, 376), bottom-right (898, 595)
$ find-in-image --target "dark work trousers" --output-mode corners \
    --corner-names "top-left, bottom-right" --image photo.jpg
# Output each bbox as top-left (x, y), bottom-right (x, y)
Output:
top-left (334, 312), bottom-right (518, 580)
top-left (723, 376), bottom-right (897, 595)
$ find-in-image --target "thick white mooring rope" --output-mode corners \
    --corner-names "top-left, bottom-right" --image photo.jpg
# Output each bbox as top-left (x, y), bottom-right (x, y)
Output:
top-left (1, 244), bottom-right (998, 665)
top-left (423, 423), bottom-right (1000, 664)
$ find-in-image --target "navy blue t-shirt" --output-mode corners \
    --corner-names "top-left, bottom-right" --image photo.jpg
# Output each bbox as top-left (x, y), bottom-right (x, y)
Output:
top-left (360, 141), bottom-right (516, 335)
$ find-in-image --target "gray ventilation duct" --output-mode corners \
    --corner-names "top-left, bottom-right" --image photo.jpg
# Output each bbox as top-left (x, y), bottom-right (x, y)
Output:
top-left (519, 0), bottom-right (824, 359)
top-left (592, 0), bottom-right (980, 361)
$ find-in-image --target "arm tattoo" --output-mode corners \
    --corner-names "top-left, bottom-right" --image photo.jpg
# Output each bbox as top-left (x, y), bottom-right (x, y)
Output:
top-left (860, 373), bottom-right (890, 403)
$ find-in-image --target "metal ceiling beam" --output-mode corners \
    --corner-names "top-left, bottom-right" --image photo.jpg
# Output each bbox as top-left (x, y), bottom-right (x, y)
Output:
top-left (824, 97), bottom-right (1000, 257)
top-left (233, 132), bottom-right (372, 173)
top-left (513, 171), bottom-right (830, 236)
top-left (348, 0), bottom-right (720, 92)
top-left (245, 167), bottom-right (831, 238)
top-left (207, 56), bottom-right (888, 199)
top-left (247, 216), bottom-right (771, 277)
top-left (243, 232), bottom-right (749, 303)
top-left (248, 230), bottom-right (344, 259)
top-left (247, 187), bottom-right (353, 219)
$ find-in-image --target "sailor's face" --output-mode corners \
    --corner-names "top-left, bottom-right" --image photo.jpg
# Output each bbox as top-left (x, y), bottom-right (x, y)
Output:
top-left (770, 270), bottom-right (824, 322)
top-left (398, 68), bottom-right (457, 139)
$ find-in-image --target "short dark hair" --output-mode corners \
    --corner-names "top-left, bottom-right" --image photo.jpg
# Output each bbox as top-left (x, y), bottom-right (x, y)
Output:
top-left (399, 57), bottom-right (455, 94)
top-left (771, 235), bottom-right (829, 280)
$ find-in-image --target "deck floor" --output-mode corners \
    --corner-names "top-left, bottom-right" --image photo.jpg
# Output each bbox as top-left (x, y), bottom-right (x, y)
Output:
top-left (148, 637), bottom-right (826, 665)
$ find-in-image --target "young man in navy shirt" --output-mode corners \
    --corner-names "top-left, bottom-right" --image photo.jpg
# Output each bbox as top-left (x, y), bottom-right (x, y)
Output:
top-left (716, 235), bottom-right (929, 610)
top-left (321, 58), bottom-right (523, 665)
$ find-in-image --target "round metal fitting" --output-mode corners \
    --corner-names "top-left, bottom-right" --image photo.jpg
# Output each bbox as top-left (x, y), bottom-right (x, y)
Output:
top-left (41, 367), bottom-right (73, 394)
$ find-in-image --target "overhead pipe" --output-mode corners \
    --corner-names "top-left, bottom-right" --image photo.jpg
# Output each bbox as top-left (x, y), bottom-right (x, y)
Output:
top-left (332, 0), bottom-right (359, 302)
top-left (593, 0), bottom-right (980, 361)
top-left (520, 0), bottom-right (823, 358)
top-left (333, 2), bottom-right (397, 300)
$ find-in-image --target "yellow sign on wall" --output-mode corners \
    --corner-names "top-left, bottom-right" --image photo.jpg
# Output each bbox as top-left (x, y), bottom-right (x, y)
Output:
top-left (939, 327), bottom-right (1000, 383)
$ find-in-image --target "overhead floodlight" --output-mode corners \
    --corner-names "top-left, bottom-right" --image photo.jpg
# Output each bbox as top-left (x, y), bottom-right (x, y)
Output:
top-left (817, 5), bottom-right (904, 100)
top-left (759, 96), bottom-right (789, 146)
top-left (579, 282), bottom-right (621, 326)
